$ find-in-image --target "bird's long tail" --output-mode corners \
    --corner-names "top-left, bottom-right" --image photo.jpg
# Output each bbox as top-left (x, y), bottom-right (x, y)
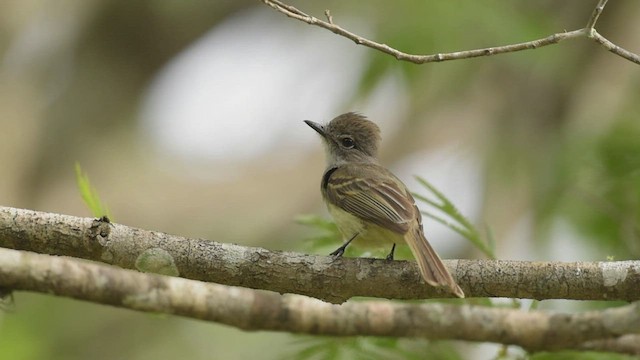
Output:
top-left (405, 229), bottom-right (465, 298)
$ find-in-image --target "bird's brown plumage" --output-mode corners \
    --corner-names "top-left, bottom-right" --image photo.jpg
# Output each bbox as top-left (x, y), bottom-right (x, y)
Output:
top-left (306, 112), bottom-right (464, 298)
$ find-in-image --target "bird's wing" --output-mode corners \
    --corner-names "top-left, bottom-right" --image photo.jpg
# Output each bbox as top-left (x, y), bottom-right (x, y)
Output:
top-left (323, 164), bottom-right (415, 234)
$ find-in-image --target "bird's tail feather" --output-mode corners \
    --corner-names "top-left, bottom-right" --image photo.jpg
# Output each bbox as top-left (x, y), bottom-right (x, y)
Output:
top-left (406, 229), bottom-right (465, 298)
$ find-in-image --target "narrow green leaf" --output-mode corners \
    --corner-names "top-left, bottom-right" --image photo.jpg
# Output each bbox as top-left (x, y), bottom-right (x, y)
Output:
top-left (415, 176), bottom-right (495, 259)
top-left (74, 162), bottom-right (112, 219)
top-left (295, 214), bottom-right (339, 232)
top-left (415, 176), bottom-right (476, 231)
top-left (484, 224), bottom-right (497, 256)
top-left (421, 211), bottom-right (474, 240)
top-left (529, 299), bottom-right (540, 311)
top-left (412, 192), bottom-right (444, 210)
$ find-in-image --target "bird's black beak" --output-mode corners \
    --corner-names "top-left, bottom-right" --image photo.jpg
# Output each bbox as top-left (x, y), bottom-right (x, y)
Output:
top-left (304, 120), bottom-right (326, 138)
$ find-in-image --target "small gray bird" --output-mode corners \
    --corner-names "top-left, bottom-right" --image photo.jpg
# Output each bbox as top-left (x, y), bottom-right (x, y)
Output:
top-left (305, 112), bottom-right (464, 298)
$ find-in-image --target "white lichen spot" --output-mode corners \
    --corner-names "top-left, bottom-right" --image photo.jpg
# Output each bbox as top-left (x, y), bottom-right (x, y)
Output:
top-left (309, 257), bottom-right (334, 274)
top-left (135, 248), bottom-right (180, 276)
top-left (355, 267), bottom-right (369, 281)
top-left (101, 250), bottom-right (114, 262)
top-left (600, 262), bottom-right (627, 287)
top-left (97, 234), bottom-right (109, 246)
top-left (94, 271), bottom-right (109, 289)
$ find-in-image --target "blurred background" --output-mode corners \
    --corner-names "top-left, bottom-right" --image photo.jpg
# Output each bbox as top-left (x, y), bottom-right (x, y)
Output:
top-left (1, 0), bottom-right (639, 359)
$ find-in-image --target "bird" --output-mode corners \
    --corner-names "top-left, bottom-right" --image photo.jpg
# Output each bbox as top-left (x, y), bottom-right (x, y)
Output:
top-left (304, 112), bottom-right (464, 298)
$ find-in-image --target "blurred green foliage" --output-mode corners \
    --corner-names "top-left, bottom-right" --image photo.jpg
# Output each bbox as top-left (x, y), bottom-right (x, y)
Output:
top-left (290, 336), bottom-right (461, 360)
top-left (570, 119), bottom-right (640, 256)
top-left (535, 118), bottom-right (640, 258)
top-left (531, 351), bottom-right (637, 360)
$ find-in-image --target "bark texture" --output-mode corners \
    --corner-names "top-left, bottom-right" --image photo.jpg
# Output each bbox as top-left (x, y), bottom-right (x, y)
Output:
top-left (1, 247), bottom-right (638, 354)
top-left (1, 207), bottom-right (639, 303)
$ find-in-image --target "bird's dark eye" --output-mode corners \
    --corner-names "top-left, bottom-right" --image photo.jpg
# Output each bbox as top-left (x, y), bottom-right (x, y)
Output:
top-left (340, 137), bottom-right (355, 149)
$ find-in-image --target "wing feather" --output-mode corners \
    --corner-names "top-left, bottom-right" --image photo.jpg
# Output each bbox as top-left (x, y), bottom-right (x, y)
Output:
top-left (323, 164), bottom-right (416, 234)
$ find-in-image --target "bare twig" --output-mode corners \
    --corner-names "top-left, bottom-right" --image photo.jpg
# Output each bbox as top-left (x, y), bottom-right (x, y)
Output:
top-left (1, 206), bottom-right (639, 303)
top-left (586, 0), bottom-right (609, 30)
top-left (589, 31), bottom-right (640, 65)
top-left (1, 247), bottom-right (639, 354)
top-left (324, 9), bottom-right (333, 25)
top-left (261, 0), bottom-right (639, 65)
top-left (581, 0), bottom-right (640, 65)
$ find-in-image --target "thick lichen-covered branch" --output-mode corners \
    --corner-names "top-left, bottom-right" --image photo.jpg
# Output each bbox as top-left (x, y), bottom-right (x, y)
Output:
top-left (0, 207), bottom-right (638, 303)
top-left (1, 247), bottom-right (638, 354)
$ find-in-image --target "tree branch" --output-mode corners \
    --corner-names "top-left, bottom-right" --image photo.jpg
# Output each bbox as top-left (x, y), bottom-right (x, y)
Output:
top-left (585, 0), bottom-right (608, 30)
top-left (1, 206), bottom-right (639, 303)
top-left (261, 0), bottom-right (640, 65)
top-left (589, 31), bottom-right (640, 65)
top-left (579, 334), bottom-right (640, 355)
top-left (1, 247), bottom-right (638, 354)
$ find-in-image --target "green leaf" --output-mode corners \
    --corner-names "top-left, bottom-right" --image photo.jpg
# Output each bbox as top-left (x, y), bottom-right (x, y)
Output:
top-left (484, 224), bottom-right (496, 255)
top-left (414, 176), bottom-right (495, 259)
top-left (414, 176), bottom-right (475, 232)
top-left (295, 214), bottom-right (339, 232)
top-left (74, 162), bottom-right (112, 219)
top-left (529, 299), bottom-right (540, 311)
top-left (421, 211), bottom-right (474, 240)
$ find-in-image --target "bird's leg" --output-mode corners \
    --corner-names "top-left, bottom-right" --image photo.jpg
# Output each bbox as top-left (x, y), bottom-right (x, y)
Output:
top-left (385, 243), bottom-right (396, 261)
top-left (330, 232), bottom-right (358, 257)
